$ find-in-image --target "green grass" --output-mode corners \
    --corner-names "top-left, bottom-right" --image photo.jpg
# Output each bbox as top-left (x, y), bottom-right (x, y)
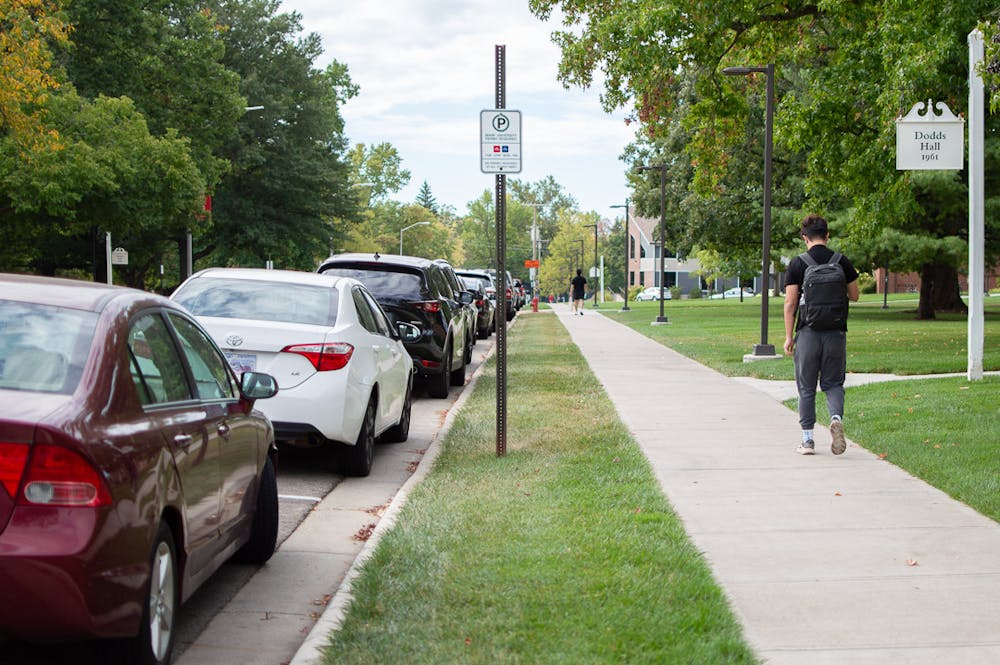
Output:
top-left (609, 294), bottom-right (1000, 379)
top-left (322, 314), bottom-right (758, 665)
top-left (796, 375), bottom-right (1000, 522)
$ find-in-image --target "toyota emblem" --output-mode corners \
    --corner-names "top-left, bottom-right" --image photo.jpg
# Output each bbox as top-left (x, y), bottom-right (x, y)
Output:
top-left (225, 334), bottom-right (244, 347)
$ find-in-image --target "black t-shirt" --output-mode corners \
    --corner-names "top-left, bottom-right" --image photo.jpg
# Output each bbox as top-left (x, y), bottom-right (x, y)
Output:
top-left (785, 245), bottom-right (859, 332)
top-left (571, 275), bottom-right (587, 299)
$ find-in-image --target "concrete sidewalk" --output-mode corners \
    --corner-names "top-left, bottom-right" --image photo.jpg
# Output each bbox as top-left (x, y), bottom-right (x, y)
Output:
top-left (556, 305), bottom-right (1000, 664)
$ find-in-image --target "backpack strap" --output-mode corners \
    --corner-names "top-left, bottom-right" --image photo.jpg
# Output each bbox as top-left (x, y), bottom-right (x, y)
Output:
top-left (827, 252), bottom-right (842, 265)
top-left (799, 251), bottom-right (817, 266)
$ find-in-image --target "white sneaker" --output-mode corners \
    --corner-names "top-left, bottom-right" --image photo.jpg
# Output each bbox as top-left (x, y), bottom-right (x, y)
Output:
top-left (830, 419), bottom-right (846, 455)
top-left (796, 439), bottom-right (815, 455)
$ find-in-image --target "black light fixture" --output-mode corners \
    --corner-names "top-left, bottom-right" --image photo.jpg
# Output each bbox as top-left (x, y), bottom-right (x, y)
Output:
top-left (610, 201), bottom-right (630, 311)
top-left (636, 164), bottom-right (668, 324)
top-left (723, 64), bottom-right (776, 356)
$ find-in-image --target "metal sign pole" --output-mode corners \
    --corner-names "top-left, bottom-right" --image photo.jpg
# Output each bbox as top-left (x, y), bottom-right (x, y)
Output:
top-left (494, 44), bottom-right (507, 456)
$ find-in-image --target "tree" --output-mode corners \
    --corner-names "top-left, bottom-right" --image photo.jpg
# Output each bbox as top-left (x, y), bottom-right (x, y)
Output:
top-left (207, 0), bottom-right (359, 271)
top-left (347, 142), bottom-right (411, 203)
top-left (531, 0), bottom-right (1000, 318)
top-left (415, 180), bottom-right (438, 214)
top-left (0, 0), bottom-right (70, 148)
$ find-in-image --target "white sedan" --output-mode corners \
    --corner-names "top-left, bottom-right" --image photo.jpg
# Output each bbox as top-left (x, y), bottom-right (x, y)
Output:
top-left (172, 268), bottom-right (413, 476)
top-left (634, 286), bottom-right (671, 301)
top-left (709, 287), bottom-right (756, 299)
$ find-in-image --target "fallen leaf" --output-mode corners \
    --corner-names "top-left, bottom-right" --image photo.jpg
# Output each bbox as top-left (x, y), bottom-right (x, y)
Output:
top-left (352, 523), bottom-right (376, 542)
top-left (906, 558), bottom-right (919, 566)
top-left (465, 638), bottom-right (473, 646)
top-left (878, 452), bottom-right (889, 460)
top-left (834, 492), bottom-right (842, 496)
top-left (959, 386), bottom-right (970, 390)
top-left (634, 507), bottom-right (643, 514)
top-left (933, 444), bottom-right (941, 449)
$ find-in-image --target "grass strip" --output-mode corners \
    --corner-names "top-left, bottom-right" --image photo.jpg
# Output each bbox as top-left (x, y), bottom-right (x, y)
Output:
top-left (322, 313), bottom-right (758, 665)
top-left (610, 295), bottom-right (1000, 379)
top-left (796, 375), bottom-right (1000, 522)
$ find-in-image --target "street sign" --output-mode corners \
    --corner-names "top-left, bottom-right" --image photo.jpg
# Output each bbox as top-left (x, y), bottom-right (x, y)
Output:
top-left (111, 247), bottom-right (129, 265)
top-left (480, 109), bottom-right (522, 173)
top-left (896, 100), bottom-right (964, 170)
top-left (524, 259), bottom-right (539, 269)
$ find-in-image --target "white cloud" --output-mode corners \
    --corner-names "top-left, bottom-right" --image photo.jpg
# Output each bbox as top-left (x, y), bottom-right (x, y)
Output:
top-left (279, 0), bottom-right (635, 216)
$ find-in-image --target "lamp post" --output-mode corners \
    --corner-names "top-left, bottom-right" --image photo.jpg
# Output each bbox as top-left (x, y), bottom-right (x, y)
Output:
top-left (399, 221), bottom-right (430, 255)
top-left (584, 223), bottom-right (598, 307)
top-left (611, 201), bottom-right (630, 311)
top-left (723, 63), bottom-right (776, 357)
top-left (637, 164), bottom-right (668, 324)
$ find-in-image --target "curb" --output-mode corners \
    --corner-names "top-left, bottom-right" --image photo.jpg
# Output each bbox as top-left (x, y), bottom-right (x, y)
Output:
top-left (289, 326), bottom-right (504, 664)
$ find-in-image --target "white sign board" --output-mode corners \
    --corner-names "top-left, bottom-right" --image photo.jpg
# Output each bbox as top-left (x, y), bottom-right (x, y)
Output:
top-left (896, 100), bottom-right (964, 170)
top-left (111, 247), bottom-right (129, 265)
top-left (480, 110), bottom-right (522, 173)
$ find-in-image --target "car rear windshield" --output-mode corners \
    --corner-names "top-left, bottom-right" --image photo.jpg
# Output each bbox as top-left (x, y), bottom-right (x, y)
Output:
top-left (173, 277), bottom-right (338, 326)
top-left (320, 266), bottom-right (424, 301)
top-left (0, 301), bottom-right (97, 394)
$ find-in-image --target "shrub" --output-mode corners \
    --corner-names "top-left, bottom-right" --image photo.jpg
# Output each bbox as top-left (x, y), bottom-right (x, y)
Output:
top-left (688, 287), bottom-right (703, 299)
top-left (857, 272), bottom-right (877, 294)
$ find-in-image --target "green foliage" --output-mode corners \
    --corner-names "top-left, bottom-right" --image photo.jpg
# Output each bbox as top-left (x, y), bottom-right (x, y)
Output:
top-left (531, 0), bottom-right (1000, 319)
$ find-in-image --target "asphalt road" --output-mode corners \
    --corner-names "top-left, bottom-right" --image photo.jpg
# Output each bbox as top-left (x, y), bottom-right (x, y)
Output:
top-left (3, 331), bottom-right (498, 665)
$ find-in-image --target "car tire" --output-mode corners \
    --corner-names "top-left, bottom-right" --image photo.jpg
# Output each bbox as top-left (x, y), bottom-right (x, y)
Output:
top-left (463, 333), bottom-right (473, 364)
top-left (427, 343), bottom-right (451, 399)
top-left (340, 396), bottom-right (376, 476)
top-left (382, 378), bottom-right (412, 443)
top-left (449, 349), bottom-right (467, 386)
top-left (126, 522), bottom-right (178, 665)
top-left (233, 457), bottom-right (278, 564)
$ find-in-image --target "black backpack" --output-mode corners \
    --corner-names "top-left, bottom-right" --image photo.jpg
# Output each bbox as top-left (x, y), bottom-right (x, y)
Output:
top-left (798, 252), bottom-right (848, 330)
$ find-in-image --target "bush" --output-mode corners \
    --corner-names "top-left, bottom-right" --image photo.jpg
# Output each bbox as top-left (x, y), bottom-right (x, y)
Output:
top-left (857, 272), bottom-right (877, 294)
top-left (670, 286), bottom-right (683, 300)
top-left (628, 285), bottom-right (644, 300)
top-left (688, 287), bottom-right (703, 299)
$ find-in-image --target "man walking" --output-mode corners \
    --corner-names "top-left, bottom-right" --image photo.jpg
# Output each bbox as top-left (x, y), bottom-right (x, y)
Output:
top-left (783, 214), bottom-right (859, 455)
top-left (570, 269), bottom-right (587, 315)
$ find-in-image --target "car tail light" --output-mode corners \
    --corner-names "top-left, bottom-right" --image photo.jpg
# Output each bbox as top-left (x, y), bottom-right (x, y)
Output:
top-left (0, 442), bottom-right (30, 499)
top-left (414, 301), bottom-right (441, 313)
top-left (283, 342), bottom-right (354, 371)
top-left (419, 359), bottom-right (441, 369)
top-left (18, 444), bottom-right (112, 507)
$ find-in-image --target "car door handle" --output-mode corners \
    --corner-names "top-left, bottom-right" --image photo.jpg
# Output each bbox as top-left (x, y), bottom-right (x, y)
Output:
top-left (174, 433), bottom-right (194, 447)
top-left (217, 423), bottom-right (231, 439)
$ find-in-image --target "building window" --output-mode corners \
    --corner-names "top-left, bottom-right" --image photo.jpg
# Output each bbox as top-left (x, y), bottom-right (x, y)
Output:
top-left (630, 236), bottom-right (635, 259)
top-left (639, 272), bottom-right (645, 286)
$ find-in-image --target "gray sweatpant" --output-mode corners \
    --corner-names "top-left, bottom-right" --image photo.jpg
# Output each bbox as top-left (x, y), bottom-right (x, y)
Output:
top-left (793, 327), bottom-right (847, 430)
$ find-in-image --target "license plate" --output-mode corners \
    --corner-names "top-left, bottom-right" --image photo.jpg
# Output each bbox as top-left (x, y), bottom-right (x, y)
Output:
top-left (224, 352), bottom-right (256, 374)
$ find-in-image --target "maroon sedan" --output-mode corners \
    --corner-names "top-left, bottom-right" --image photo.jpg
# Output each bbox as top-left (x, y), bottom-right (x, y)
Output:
top-left (0, 274), bottom-right (279, 665)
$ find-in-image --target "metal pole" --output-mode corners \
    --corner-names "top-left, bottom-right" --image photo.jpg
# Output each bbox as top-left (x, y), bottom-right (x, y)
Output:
top-left (494, 44), bottom-right (507, 455)
top-left (968, 30), bottom-right (985, 380)
top-left (105, 232), bottom-right (112, 285)
top-left (657, 166), bottom-right (668, 323)
top-left (621, 203), bottom-right (631, 310)
top-left (754, 63), bottom-right (775, 356)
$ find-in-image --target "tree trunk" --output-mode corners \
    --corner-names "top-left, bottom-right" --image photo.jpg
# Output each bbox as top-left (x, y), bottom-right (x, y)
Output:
top-left (917, 261), bottom-right (967, 320)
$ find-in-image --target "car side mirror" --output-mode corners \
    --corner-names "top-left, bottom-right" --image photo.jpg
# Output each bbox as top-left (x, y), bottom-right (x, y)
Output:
top-left (459, 291), bottom-right (474, 305)
top-left (396, 322), bottom-right (421, 343)
top-left (241, 371), bottom-right (278, 399)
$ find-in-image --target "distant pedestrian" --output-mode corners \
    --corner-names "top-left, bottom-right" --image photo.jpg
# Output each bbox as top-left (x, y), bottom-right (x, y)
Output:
top-left (783, 214), bottom-right (860, 455)
top-left (570, 269), bottom-right (587, 315)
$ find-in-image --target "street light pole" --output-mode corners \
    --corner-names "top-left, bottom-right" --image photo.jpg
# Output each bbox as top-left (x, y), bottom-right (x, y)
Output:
top-left (723, 63), bottom-right (777, 357)
top-left (611, 201), bottom-right (630, 311)
top-left (399, 221), bottom-right (430, 255)
top-left (637, 164), bottom-right (668, 324)
top-left (584, 223), bottom-right (598, 307)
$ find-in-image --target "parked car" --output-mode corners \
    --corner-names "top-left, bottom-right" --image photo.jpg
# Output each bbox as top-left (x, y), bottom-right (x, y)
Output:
top-left (317, 254), bottom-right (474, 399)
top-left (709, 287), bottom-right (755, 300)
top-left (484, 268), bottom-right (518, 321)
top-left (171, 268), bottom-right (413, 477)
top-left (434, 259), bottom-right (479, 356)
top-left (0, 274), bottom-right (279, 664)
top-left (635, 286), bottom-right (672, 301)
top-left (460, 275), bottom-right (496, 339)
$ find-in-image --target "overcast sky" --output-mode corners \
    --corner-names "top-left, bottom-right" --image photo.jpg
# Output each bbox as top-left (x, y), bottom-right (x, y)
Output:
top-left (278, 0), bottom-right (638, 218)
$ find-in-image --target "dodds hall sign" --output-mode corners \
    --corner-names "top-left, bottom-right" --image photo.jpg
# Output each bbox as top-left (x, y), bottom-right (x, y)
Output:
top-left (896, 99), bottom-right (964, 170)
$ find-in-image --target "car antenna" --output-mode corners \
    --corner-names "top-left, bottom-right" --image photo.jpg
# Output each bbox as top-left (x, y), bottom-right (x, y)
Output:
top-left (373, 252), bottom-right (380, 260)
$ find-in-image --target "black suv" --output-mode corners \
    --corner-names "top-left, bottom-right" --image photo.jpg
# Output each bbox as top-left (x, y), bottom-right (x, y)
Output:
top-left (318, 253), bottom-right (474, 398)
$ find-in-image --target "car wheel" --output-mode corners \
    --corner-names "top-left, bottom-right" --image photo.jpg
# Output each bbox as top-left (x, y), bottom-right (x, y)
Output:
top-left (449, 348), bottom-right (467, 386)
top-left (340, 396), bottom-right (376, 476)
top-left (463, 333), bottom-right (473, 364)
top-left (127, 522), bottom-right (178, 665)
top-left (382, 379), bottom-right (412, 443)
top-left (233, 456), bottom-right (278, 564)
top-left (427, 343), bottom-right (451, 399)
